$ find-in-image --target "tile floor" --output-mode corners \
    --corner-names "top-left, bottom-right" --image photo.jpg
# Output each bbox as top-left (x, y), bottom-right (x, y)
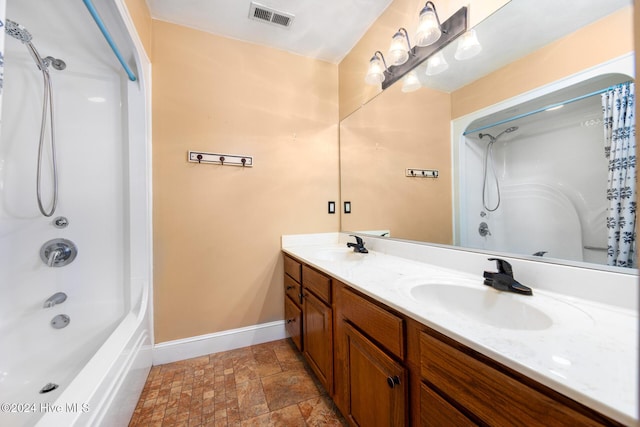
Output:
top-left (129, 339), bottom-right (347, 426)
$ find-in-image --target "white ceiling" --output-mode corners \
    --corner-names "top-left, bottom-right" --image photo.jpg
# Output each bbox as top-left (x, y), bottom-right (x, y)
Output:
top-left (146, 0), bottom-right (394, 63)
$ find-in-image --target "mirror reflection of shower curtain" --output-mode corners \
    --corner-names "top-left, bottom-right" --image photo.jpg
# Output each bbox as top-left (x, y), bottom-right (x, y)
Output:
top-left (602, 81), bottom-right (636, 268)
top-left (0, 0), bottom-right (6, 121)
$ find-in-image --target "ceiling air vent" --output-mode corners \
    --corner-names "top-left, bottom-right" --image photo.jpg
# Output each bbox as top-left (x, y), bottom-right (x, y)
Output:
top-left (248, 2), bottom-right (294, 29)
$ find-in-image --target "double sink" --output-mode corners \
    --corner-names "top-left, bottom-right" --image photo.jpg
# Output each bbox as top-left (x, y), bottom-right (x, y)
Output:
top-left (311, 246), bottom-right (593, 332)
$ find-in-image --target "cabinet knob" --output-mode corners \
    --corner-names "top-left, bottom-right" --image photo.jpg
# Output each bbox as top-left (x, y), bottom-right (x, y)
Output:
top-left (286, 286), bottom-right (294, 290)
top-left (386, 376), bottom-right (401, 388)
top-left (286, 318), bottom-right (295, 324)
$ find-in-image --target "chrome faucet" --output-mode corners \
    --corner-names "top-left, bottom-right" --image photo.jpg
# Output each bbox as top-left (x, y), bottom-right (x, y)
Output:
top-left (43, 292), bottom-right (67, 308)
top-left (483, 258), bottom-right (532, 296)
top-left (346, 235), bottom-right (368, 253)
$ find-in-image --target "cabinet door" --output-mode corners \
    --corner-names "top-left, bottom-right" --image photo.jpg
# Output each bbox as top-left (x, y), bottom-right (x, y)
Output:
top-left (303, 290), bottom-right (333, 393)
top-left (284, 296), bottom-right (302, 351)
top-left (421, 383), bottom-right (477, 427)
top-left (343, 322), bottom-right (406, 427)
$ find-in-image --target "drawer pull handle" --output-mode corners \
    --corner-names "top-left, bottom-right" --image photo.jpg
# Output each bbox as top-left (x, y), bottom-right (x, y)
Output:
top-left (286, 286), bottom-right (294, 290)
top-left (287, 318), bottom-right (295, 324)
top-left (386, 376), bottom-right (400, 388)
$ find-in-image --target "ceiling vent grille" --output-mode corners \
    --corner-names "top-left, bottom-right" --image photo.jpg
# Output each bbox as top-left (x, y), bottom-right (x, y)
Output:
top-left (248, 2), bottom-right (294, 28)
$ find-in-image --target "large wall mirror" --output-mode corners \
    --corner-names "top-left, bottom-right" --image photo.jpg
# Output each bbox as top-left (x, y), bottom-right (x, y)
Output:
top-left (340, 0), bottom-right (637, 274)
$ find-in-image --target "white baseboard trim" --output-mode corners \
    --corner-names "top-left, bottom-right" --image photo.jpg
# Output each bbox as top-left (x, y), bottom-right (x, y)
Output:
top-left (152, 320), bottom-right (287, 365)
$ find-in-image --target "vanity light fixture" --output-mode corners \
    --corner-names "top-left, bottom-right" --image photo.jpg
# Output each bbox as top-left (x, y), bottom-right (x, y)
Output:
top-left (388, 28), bottom-right (412, 66)
top-left (364, 51), bottom-right (388, 85)
top-left (454, 29), bottom-right (482, 60)
top-left (364, 3), bottom-right (467, 90)
top-left (401, 70), bottom-right (421, 93)
top-left (415, 1), bottom-right (443, 47)
top-left (425, 51), bottom-right (448, 76)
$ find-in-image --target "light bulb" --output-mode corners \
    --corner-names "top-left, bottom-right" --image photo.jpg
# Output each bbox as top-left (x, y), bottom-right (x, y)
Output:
top-left (388, 32), bottom-right (409, 66)
top-left (415, 6), bottom-right (441, 47)
top-left (401, 71), bottom-right (421, 93)
top-left (454, 29), bottom-right (482, 60)
top-left (365, 55), bottom-right (386, 85)
top-left (425, 51), bottom-right (448, 76)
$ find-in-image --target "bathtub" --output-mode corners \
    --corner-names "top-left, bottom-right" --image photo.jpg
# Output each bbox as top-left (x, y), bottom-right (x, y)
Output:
top-left (0, 0), bottom-right (152, 426)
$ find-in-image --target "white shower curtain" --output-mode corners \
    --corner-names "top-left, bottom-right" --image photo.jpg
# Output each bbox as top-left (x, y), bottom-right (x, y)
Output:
top-left (602, 81), bottom-right (636, 268)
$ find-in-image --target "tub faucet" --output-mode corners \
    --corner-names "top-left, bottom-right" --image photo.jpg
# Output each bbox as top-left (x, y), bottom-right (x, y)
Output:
top-left (483, 258), bottom-right (532, 296)
top-left (346, 235), bottom-right (368, 253)
top-left (44, 292), bottom-right (67, 308)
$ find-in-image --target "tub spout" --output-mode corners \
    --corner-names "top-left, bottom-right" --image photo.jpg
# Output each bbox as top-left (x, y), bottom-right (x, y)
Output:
top-left (44, 292), bottom-right (67, 308)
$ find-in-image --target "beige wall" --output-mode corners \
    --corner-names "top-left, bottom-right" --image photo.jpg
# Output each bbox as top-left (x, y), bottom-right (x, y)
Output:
top-left (452, 6), bottom-right (634, 118)
top-left (152, 20), bottom-right (339, 343)
top-left (124, 0), bottom-right (153, 59)
top-left (340, 84), bottom-right (452, 243)
top-left (339, 0), bottom-right (509, 120)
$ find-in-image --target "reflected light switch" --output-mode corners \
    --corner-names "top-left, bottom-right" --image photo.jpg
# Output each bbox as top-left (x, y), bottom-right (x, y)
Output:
top-left (328, 201), bottom-right (336, 214)
top-left (344, 201), bottom-right (351, 214)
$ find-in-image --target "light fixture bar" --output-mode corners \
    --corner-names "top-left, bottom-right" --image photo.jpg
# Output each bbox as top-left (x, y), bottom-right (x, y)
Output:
top-left (382, 6), bottom-right (467, 90)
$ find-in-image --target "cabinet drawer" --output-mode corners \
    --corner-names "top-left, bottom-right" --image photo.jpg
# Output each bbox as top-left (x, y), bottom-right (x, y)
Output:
top-left (284, 296), bottom-right (302, 351)
top-left (420, 383), bottom-right (476, 427)
top-left (284, 254), bottom-right (301, 283)
top-left (284, 274), bottom-right (302, 307)
top-left (302, 265), bottom-right (331, 304)
top-left (337, 285), bottom-right (404, 359)
top-left (419, 331), bottom-right (606, 427)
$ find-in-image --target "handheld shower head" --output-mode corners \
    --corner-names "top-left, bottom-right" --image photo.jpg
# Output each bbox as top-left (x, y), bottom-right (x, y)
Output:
top-left (5, 19), bottom-right (32, 43)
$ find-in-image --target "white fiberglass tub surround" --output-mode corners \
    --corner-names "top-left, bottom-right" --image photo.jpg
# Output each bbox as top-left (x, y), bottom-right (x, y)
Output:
top-left (0, 1), bottom-right (152, 426)
top-left (456, 64), bottom-right (634, 266)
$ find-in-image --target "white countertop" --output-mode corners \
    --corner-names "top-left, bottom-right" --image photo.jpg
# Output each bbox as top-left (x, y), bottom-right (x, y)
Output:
top-left (282, 234), bottom-right (639, 426)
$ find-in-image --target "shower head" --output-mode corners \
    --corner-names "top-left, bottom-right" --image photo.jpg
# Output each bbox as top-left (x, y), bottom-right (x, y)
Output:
top-left (5, 19), bottom-right (32, 43)
top-left (4, 20), bottom-right (65, 72)
top-left (480, 126), bottom-right (519, 143)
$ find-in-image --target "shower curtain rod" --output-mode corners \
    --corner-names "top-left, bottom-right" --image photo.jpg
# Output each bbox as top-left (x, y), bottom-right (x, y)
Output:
top-left (463, 81), bottom-right (632, 136)
top-left (82, 0), bottom-right (137, 81)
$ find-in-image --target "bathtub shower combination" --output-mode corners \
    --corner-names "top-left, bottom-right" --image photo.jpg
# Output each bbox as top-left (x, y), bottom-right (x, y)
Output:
top-left (0, 1), bottom-right (151, 426)
top-left (458, 72), bottom-right (635, 267)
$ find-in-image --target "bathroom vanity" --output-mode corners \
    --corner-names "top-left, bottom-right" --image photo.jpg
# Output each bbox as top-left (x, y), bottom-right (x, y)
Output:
top-left (281, 233), bottom-right (638, 426)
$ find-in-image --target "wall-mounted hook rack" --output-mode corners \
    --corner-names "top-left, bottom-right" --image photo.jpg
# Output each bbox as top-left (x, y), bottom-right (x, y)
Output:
top-left (406, 168), bottom-right (438, 178)
top-left (188, 151), bottom-right (253, 167)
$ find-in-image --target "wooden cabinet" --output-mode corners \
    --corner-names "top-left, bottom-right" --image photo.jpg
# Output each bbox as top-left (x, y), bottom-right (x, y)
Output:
top-left (418, 328), bottom-right (624, 427)
top-left (341, 322), bottom-right (406, 427)
top-left (302, 289), bottom-right (333, 393)
top-left (283, 255), bottom-right (303, 351)
top-left (334, 282), bottom-right (407, 427)
top-left (284, 295), bottom-right (302, 350)
top-left (282, 252), bottom-right (624, 427)
top-left (283, 254), bottom-right (333, 392)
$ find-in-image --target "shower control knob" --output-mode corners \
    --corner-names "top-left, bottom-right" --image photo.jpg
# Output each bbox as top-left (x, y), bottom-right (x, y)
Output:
top-left (40, 238), bottom-right (78, 267)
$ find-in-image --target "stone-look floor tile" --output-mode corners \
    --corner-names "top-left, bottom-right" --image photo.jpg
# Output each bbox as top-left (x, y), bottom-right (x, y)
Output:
top-left (236, 379), bottom-right (270, 420)
top-left (240, 404), bottom-right (306, 427)
top-left (129, 339), bottom-right (346, 427)
top-left (261, 369), bottom-right (322, 411)
top-left (298, 395), bottom-right (348, 426)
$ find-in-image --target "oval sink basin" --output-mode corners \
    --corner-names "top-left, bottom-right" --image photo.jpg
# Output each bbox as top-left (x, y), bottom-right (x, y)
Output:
top-left (410, 284), bottom-right (553, 330)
